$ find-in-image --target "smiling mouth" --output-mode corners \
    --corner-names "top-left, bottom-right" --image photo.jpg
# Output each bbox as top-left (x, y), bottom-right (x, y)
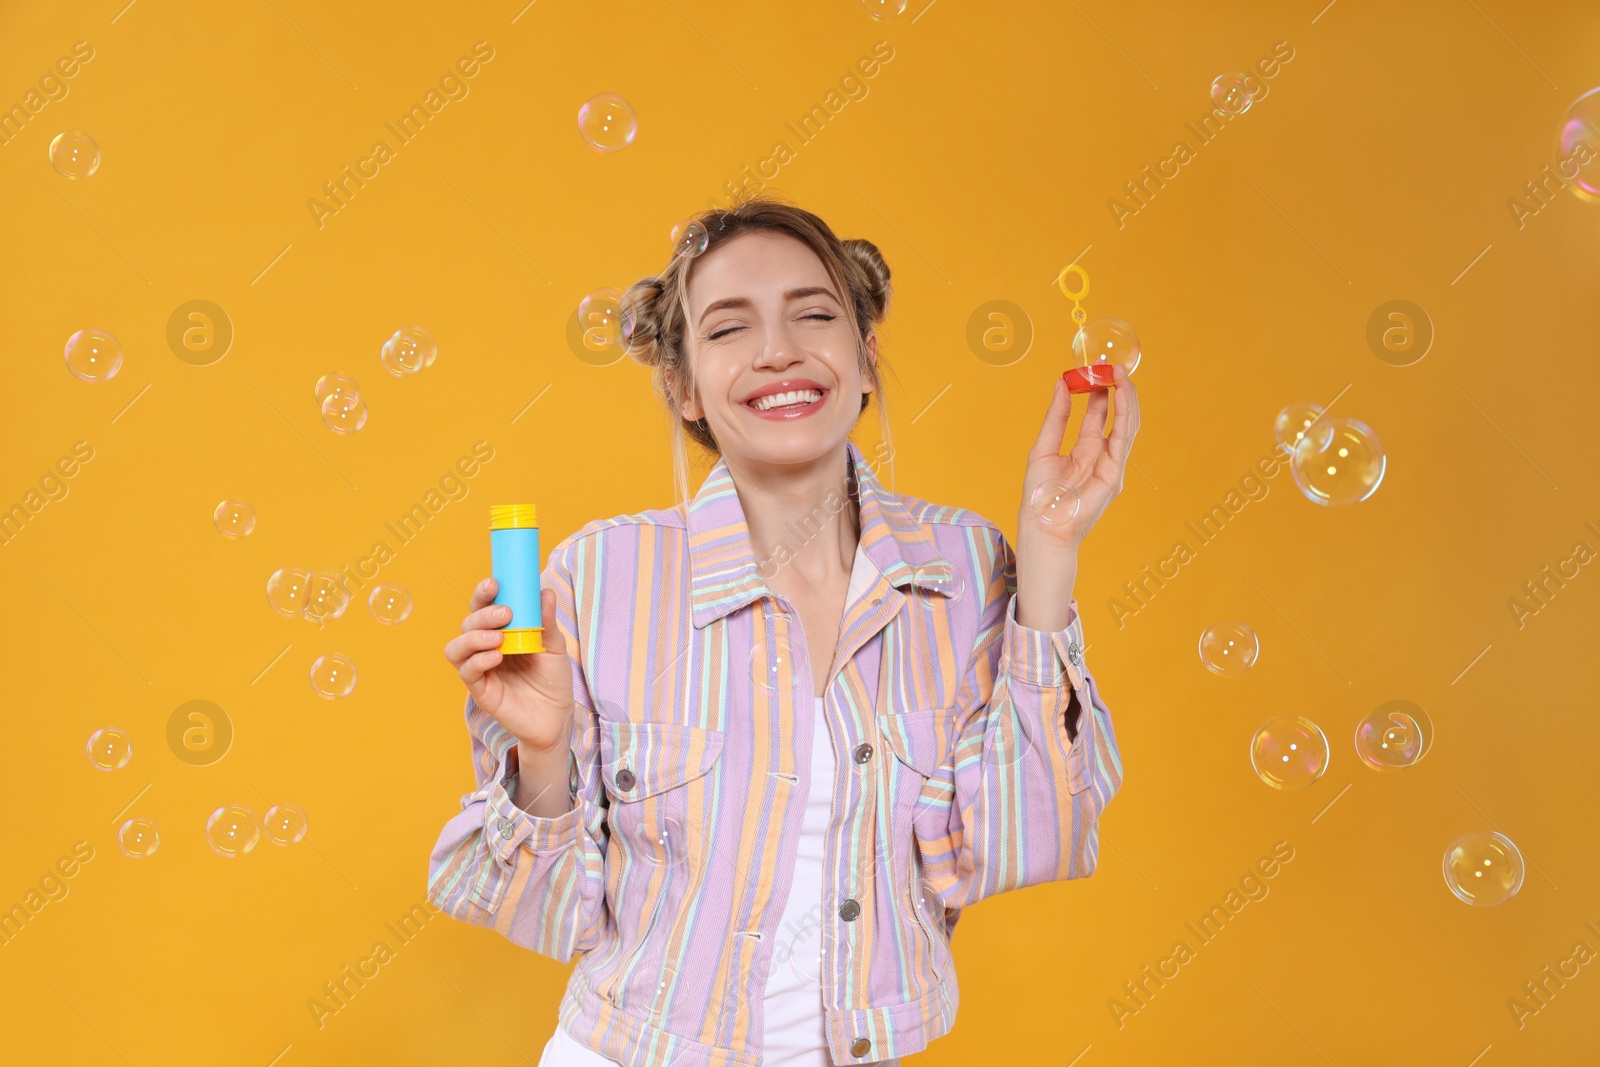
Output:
top-left (747, 388), bottom-right (826, 412)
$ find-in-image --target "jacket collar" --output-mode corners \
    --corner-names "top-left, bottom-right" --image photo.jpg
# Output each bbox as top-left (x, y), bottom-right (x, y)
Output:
top-left (686, 439), bottom-right (955, 629)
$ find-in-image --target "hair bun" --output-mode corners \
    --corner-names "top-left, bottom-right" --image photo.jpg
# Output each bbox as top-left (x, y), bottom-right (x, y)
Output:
top-left (620, 277), bottom-right (666, 365)
top-left (841, 238), bottom-right (891, 322)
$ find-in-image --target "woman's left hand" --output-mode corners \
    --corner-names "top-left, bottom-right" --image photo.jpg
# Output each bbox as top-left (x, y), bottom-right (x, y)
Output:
top-left (1019, 365), bottom-right (1141, 548)
top-left (1011, 366), bottom-right (1140, 632)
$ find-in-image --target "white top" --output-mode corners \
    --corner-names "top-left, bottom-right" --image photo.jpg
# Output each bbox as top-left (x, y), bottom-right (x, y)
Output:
top-left (539, 541), bottom-right (895, 1067)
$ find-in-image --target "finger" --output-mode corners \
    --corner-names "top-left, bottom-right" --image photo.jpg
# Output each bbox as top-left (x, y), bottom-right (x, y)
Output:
top-left (459, 647), bottom-right (505, 688)
top-left (1069, 386), bottom-right (1112, 467)
top-left (469, 576), bottom-right (498, 612)
top-left (1027, 377), bottom-right (1074, 464)
top-left (538, 589), bottom-right (567, 654)
top-left (462, 602), bottom-right (513, 634)
top-left (1106, 366), bottom-right (1141, 464)
top-left (444, 627), bottom-right (507, 667)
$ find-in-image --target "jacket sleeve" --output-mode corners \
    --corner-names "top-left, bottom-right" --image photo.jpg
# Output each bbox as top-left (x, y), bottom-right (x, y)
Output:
top-left (937, 524), bottom-right (1124, 911)
top-left (425, 532), bottom-right (612, 963)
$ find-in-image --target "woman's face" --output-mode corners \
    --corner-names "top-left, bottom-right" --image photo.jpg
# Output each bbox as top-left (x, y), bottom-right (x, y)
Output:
top-left (677, 230), bottom-right (876, 472)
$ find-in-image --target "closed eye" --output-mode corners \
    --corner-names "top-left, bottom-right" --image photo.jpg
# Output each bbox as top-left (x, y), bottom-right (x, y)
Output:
top-left (708, 313), bottom-right (835, 341)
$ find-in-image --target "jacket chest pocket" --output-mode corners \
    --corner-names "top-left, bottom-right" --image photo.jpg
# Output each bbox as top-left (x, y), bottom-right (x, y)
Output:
top-left (875, 708), bottom-right (954, 982)
top-left (598, 720), bottom-right (724, 870)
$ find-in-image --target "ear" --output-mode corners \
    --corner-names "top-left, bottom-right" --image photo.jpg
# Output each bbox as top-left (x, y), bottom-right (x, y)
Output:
top-left (667, 371), bottom-right (703, 421)
top-left (862, 332), bottom-right (880, 394)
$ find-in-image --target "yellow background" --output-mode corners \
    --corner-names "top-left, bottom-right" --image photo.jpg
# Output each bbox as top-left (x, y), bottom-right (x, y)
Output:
top-left (2, 0), bottom-right (1597, 1063)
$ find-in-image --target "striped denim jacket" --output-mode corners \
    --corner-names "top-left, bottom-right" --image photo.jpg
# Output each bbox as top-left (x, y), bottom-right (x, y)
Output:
top-left (428, 438), bottom-right (1124, 1066)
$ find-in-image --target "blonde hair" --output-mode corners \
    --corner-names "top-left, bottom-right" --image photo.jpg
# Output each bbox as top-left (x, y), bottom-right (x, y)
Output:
top-left (619, 195), bottom-right (899, 514)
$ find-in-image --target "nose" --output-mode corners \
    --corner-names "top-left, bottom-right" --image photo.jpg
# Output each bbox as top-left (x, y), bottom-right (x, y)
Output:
top-left (754, 317), bottom-right (804, 372)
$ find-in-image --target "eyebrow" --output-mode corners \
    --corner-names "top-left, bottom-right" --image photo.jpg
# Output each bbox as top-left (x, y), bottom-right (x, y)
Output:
top-left (697, 286), bottom-right (840, 327)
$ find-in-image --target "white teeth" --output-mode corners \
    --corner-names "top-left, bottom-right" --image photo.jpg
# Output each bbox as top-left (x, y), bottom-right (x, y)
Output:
top-left (751, 389), bottom-right (823, 411)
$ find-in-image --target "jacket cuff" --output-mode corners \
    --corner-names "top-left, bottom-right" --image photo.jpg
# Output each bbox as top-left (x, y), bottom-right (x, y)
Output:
top-left (1002, 593), bottom-right (1089, 692)
top-left (483, 746), bottom-right (582, 861)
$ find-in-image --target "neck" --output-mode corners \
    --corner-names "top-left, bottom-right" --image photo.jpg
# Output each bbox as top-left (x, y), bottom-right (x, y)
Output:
top-left (727, 445), bottom-right (860, 584)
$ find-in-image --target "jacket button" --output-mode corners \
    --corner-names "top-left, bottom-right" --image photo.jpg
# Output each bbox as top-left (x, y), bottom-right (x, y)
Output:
top-left (615, 768), bottom-right (636, 791)
top-left (495, 816), bottom-right (514, 839)
top-left (838, 898), bottom-right (860, 921)
top-left (1066, 640), bottom-right (1084, 667)
top-left (850, 1037), bottom-right (871, 1057)
top-left (853, 742), bottom-right (873, 765)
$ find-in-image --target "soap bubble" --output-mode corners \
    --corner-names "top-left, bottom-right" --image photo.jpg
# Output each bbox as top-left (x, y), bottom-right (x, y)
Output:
top-left (577, 93), bottom-right (637, 152)
top-left (1250, 716), bottom-right (1329, 790)
top-left (86, 726), bottom-right (133, 771)
top-left (578, 287), bottom-right (624, 353)
top-left (1199, 622), bottom-right (1260, 677)
top-left (1354, 699), bottom-right (1433, 771)
top-left (1443, 831), bottom-right (1525, 906)
top-left (1210, 72), bottom-right (1259, 114)
top-left (117, 817), bottom-right (160, 858)
top-left (1274, 402), bottom-right (1332, 453)
top-left (862, 0), bottom-right (907, 17)
top-left (1029, 481), bottom-right (1081, 525)
top-left (263, 804), bottom-right (309, 846)
top-left (302, 570), bottom-right (351, 625)
top-left (49, 130), bottom-right (100, 179)
top-left (381, 325), bottom-right (437, 376)
top-left (310, 654), bottom-right (358, 699)
top-left (749, 613), bottom-right (796, 690)
top-left (368, 583), bottom-right (413, 624)
top-left (63, 329), bottom-right (123, 382)
top-left (314, 371), bottom-right (361, 407)
top-left (321, 392), bottom-right (368, 434)
top-left (1066, 317), bottom-right (1140, 392)
top-left (671, 219), bottom-right (709, 258)
top-left (1291, 417), bottom-right (1386, 506)
top-left (267, 566), bottom-right (311, 617)
top-left (213, 499), bottom-right (256, 538)
top-left (640, 811), bottom-right (688, 868)
top-left (206, 804), bottom-right (260, 858)
top-left (1556, 86), bottom-right (1600, 202)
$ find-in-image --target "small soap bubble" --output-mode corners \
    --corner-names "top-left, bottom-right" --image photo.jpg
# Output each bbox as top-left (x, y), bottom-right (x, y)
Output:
top-left (49, 130), bottom-right (101, 179)
top-left (86, 726), bottom-right (133, 771)
top-left (302, 570), bottom-right (351, 625)
top-left (1210, 72), bottom-right (1258, 115)
top-left (1443, 831), bottom-right (1525, 906)
top-left (213, 499), bottom-right (256, 538)
top-left (1557, 86), bottom-right (1600, 202)
top-left (267, 566), bottom-right (311, 617)
top-left (579, 288), bottom-right (624, 352)
top-left (263, 803), bottom-right (309, 846)
top-left (862, 0), bottom-right (908, 17)
top-left (1290, 417), bottom-right (1386, 506)
top-left (117, 817), bottom-right (160, 858)
top-left (1198, 621), bottom-right (1259, 677)
top-left (310, 654), bottom-right (358, 699)
top-left (63, 329), bottom-right (123, 382)
top-left (314, 371), bottom-right (361, 407)
top-left (671, 219), bottom-right (709, 258)
top-left (577, 93), bottom-right (638, 152)
top-left (368, 583), bottom-right (413, 624)
top-left (321, 392), bottom-right (369, 434)
top-left (1072, 318), bottom-right (1141, 375)
top-left (1029, 481), bottom-right (1081, 526)
top-left (641, 811), bottom-right (687, 868)
top-left (206, 804), bottom-right (260, 858)
top-left (381, 325), bottom-right (437, 376)
top-left (1354, 699), bottom-right (1433, 771)
top-left (1250, 716), bottom-right (1329, 790)
top-left (1274, 402), bottom-right (1332, 453)
top-left (749, 613), bottom-right (795, 691)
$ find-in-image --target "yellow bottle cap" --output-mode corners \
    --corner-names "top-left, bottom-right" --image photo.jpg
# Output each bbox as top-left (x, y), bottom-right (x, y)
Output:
top-left (499, 628), bottom-right (544, 655)
top-left (489, 504), bottom-right (538, 529)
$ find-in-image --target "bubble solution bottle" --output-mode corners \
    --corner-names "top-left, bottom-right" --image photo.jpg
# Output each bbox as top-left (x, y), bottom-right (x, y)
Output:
top-left (489, 504), bottom-right (543, 654)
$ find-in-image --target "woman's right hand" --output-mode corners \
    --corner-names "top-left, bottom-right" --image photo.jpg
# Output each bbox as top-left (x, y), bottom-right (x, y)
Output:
top-left (444, 577), bottom-right (574, 753)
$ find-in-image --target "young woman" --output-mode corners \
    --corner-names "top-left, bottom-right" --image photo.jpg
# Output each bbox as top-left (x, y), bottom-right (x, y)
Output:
top-left (430, 200), bottom-right (1135, 1067)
